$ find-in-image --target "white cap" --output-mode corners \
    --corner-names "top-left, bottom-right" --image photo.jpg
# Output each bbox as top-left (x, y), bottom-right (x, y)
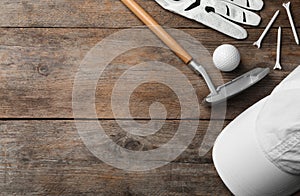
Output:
top-left (213, 66), bottom-right (300, 195)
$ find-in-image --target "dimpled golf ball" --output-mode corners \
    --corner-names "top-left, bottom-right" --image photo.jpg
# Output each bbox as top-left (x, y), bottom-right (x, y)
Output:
top-left (213, 44), bottom-right (241, 72)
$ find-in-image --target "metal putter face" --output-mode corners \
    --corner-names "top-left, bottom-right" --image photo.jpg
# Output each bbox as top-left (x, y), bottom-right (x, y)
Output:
top-left (188, 60), bottom-right (270, 105)
top-left (205, 67), bottom-right (270, 104)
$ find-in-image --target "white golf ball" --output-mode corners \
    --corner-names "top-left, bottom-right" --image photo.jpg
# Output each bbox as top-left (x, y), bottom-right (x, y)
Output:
top-left (213, 44), bottom-right (241, 72)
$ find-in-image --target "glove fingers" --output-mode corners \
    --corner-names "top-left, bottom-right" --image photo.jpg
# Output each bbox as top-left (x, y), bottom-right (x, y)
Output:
top-left (196, 11), bottom-right (248, 39)
top-left (222, 0), bottom-right (264, 11)
top-left (154, 0), bottom-right (249, 39)
top-left (155, 0), bottom-right (261, 26)
top-left (213, 1), bottom-right (261, 26)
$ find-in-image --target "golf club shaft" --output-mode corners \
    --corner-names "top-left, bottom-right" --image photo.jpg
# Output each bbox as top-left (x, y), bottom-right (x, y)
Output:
top-left (121, 0), bottom-right (192, 64)
top-left (121, 0), bottom-right (218, 95)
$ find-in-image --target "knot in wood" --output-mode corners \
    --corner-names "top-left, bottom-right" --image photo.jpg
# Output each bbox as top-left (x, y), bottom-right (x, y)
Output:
top-left (38, 64), bottom-right (50, 76)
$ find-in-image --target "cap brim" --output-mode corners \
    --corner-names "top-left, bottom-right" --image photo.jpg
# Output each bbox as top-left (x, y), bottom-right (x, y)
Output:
top-left (213, 96), bottom-right (300, 195)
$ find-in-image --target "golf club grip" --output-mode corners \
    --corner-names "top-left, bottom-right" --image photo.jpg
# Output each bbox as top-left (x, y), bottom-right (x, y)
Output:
top-left (121, 0), bottom-right (193, 64)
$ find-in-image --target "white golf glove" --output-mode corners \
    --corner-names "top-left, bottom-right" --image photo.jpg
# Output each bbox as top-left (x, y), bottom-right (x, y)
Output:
top-left (154, 0), bottom-right (264, 39)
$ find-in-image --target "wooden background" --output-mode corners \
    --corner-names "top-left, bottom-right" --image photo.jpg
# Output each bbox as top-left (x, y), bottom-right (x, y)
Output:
top-left (0, 0), bottom-right (299, 195)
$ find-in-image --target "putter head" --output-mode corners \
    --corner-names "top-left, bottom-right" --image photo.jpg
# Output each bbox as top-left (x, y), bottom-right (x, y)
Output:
top-left (205, 67), bottom-right (270, 105)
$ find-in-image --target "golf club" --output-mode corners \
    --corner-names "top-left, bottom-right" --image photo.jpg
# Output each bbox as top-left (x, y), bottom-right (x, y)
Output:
top-left (121, 0), bottom-right (270, 104)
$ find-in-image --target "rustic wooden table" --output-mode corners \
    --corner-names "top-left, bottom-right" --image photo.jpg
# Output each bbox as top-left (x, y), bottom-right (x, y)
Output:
top-left (0, 0), bottom-right (299, 195)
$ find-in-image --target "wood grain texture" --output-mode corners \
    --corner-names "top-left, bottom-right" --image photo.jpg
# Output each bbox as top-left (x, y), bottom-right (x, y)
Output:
top-left (0, 28), bottom-right (299, 119)
top-left (0, 0), bottom-right (298, 28)
top-left (0, 0), bottom-right (299, 195)
top-left (0, 120), bottom-right (230, 195)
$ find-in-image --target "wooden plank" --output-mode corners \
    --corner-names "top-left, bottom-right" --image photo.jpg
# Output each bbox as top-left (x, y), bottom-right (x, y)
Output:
top-left (0, 120), bottom-right (230, 195)
top-left (0, 0), bottom-right (299, 195)
top-left (0, 120), bottom-right (226, 164)
top-left (0, 28), bottom-right (299, 119)
top-left (0, 0), bottom-right (298, 28)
